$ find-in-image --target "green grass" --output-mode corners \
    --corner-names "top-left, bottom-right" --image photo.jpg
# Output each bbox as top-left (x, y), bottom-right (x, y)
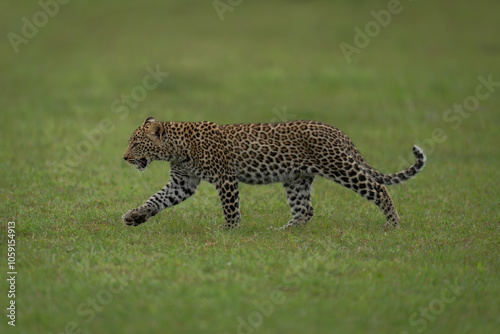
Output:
top-left (1, 1), bottom-right (499, 333)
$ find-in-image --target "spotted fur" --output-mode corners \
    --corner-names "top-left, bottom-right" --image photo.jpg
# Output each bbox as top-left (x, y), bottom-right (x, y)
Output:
top-left (122, 117), bottom-right (426, 229)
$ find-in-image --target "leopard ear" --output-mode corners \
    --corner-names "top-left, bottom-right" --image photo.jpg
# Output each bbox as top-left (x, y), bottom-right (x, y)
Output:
top-left (143, 116), bottom-right (157, 126)
top-left (147, 122), bottom-right (165, 142)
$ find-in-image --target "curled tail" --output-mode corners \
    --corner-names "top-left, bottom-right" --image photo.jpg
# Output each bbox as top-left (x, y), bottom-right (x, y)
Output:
top-left (357, 145), bottom-right (427, 185)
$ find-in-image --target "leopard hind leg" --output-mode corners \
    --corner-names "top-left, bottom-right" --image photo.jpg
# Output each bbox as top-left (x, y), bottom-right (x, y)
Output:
top-left (280, 176), bottom-right (315, 229)
top-left (319, 159), bottom-right (400, 229)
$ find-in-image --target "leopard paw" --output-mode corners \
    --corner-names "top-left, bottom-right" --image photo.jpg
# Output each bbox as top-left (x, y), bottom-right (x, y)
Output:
top-left (122, 206), bottom-right (154, 226)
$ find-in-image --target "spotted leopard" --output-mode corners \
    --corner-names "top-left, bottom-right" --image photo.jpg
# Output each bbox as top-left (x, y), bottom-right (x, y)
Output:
top-left (122, 117), bottom-right (426, 229)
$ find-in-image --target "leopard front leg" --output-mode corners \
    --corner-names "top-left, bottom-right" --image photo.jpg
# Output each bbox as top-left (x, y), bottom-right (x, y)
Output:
top-left (123, 172), bottom-right (200, 226)
top-left (215, 174), bottom-right (241, 229)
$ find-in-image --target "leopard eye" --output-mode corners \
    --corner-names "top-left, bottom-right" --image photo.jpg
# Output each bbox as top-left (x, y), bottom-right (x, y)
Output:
top-left (131, 142), bottom-right (139, 149)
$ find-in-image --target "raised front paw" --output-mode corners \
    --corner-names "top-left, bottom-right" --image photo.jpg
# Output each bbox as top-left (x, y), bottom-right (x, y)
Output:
top-left (122, 206), bottom-right (155, 226)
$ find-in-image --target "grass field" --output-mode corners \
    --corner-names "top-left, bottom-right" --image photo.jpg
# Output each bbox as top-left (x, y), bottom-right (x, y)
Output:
top-left (1, 1), bottom-right (499, 333)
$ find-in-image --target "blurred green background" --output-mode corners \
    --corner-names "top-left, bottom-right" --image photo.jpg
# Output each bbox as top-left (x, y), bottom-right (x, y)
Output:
top-left (1, 1), bottom-right (499, 333)
top-left (1, 0), bottom-right (499, 175)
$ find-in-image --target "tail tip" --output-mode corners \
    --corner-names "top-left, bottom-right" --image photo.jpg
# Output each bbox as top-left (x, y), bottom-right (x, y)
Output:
top-left (412, 145), bottom-right (427, 164)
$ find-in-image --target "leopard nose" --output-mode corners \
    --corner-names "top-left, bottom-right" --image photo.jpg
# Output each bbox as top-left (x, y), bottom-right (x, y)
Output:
top-left (123, 156), bottom-right (128, 161)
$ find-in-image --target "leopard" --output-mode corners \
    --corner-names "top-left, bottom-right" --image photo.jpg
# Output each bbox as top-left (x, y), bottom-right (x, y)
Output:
top-left (122, 117), bottom-right (426, 230)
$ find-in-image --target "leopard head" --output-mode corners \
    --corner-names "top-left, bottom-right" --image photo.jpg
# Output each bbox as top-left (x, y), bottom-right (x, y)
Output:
top-left (123, 116), bottom-right (166, 171)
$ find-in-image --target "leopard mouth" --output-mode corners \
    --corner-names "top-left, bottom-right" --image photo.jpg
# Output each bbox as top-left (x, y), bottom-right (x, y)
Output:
top-left (135, 158), bottom-right (148, 171)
